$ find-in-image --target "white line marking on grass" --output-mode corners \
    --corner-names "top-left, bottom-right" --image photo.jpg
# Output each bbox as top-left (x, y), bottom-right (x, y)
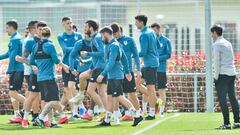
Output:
top-left (132, 113), bottom-right (181, 135)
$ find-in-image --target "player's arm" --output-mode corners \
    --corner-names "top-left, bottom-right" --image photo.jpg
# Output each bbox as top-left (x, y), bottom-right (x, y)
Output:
top-left (86, 39), bottom-right (104, 58)
top-left (100, 45), bottom-right (118, 77)
top-left (138, 34), bottom-right (148, 57)
top-left (57, 35), bottom-right (73, 53)
top-left (159, 40), bottom-right (172, 61)
top-left (131, 38), bottom-right (141, 72)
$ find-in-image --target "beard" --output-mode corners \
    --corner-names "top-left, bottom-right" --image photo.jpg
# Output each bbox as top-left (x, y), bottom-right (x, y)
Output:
top-left (85, 30), bottom-right (91, 37)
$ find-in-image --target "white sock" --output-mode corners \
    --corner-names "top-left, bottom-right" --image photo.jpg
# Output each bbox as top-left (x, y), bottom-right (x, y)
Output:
top-left (149, 107), bottom-right (155, 117)
top-left (61, 104), bottom-right (65, 110)
top-left (104, 111), bottom-right (112, 123)
top-left (125, 110), bottom-right (131, 116)
top-left (23, 112), bottom-right (30, 120)
top-left (142, 102), bottom-right (148, 112)
top-left (117, 109), bottom-right (122, 117)
top-left (14, 111), bottom-right (19, 117)
top-left (160, 105), bottom-right (165, 114)
top-left (39, 114), bottom-right (45, 121)
top-left (113, 111), bottom-right (120, 124)
top-left (72, 104), bottom-right (78, 116)
top-left (59, 112), bottom-right (66, 118)
top-left (129, 107), bottom-right (140, 118)
top-left (87, 109), bottom-right (94, 117)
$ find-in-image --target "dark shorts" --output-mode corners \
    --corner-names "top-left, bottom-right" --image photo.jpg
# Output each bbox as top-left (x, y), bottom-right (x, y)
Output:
top-left (141, 67), bottom-right (157, 85)
top-left (123, 72), bottom-right (136, 93)
top-left (62, 69), bottom-right (76, 87)
top-left (89, 68), bottom-right (107, 84)
top-left (156, 72), bottom-right (167, 89)
top-left (29, 74), bottom-right (41, 92)
top-left (24, 75), bottom-right (30, 86)
top-left (107, 79), bottom-right (123, 97)
top-left (38, 80), bottom-right (60, 102)
top-left (9, 71), bottom-right (24, 91)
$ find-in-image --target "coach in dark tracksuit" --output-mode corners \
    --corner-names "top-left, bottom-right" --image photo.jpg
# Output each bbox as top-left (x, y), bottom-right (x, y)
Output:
top-left (211, 24), bottom-right (240, 130)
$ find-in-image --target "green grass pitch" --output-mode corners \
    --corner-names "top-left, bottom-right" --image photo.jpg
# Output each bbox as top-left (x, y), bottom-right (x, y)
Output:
top-left (0, 113), bottom-right (239, 135)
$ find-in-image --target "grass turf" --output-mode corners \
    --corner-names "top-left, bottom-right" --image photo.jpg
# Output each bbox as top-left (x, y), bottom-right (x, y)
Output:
top-left (0, 113), bottom-right (239, 135)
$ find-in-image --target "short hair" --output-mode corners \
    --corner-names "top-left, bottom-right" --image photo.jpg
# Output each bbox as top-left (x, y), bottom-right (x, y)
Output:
top-left (210, 24), bottom-right (223, 36)
top-left (41, 27), bottom-right (51, 37)
top-left (110, 23), bottom-right (120, 33)
top-left (151, 23), bottom-right (160, 29)
top-left (100, 26), bottom-right (113, 35)
top-left (62, 16), bottom-right (72, 22)
top-left (28, 21), bottom-right (39, 29)
top-left (6, 20), bottom-right (18, 30)
top-left (120, 26), bottom-right (123, 33)
top-left (37, 21), bottom-right (47, 28)
top-left (85, 20), bottom-right (99, 31)
top-left (135, 15), bottom-right (148, 26)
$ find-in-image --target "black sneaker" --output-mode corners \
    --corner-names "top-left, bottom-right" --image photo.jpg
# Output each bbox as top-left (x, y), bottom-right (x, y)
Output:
top-left (145, 115), bottom-right (155, 120)
top-left (233, 123), bottom-right (240, 129)
top-left (132, 116), bottom-right (143, 127)
top-left (215, 124), bottom-right (231, 130)
top-left (97, 121), bottom-right (111, 127)
top-left (19, 110), bottom-right (24, 118)
top-left (51, 123), bottom-right (61, 128)
top-left (34, 117), bottom-right (45, 128)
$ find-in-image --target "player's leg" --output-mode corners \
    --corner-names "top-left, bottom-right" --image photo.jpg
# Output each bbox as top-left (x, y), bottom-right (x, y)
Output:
top-left (144, 68), bottom-right (157, 120)
top-left (157, 72), bottom-right (167, 117)
top-left (227, 76), bottom-right (240, 129)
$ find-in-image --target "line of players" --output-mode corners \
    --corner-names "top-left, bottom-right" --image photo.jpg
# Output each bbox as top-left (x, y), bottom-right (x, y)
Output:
top-left (0, 14), bottom-right (172, 128)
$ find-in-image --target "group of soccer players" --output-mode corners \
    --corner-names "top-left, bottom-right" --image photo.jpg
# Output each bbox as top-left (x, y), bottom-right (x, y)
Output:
top-left (0, 14), bottom-right (172, 128)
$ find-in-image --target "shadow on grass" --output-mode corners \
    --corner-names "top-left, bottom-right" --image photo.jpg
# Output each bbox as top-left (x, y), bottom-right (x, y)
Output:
top-left (0, 123), bottom-right (43, 131)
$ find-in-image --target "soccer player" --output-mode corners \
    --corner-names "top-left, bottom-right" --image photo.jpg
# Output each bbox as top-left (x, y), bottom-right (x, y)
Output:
top-left (97, 26), bottom-right (143, 127)
top-left (151, 23), bottom-right (172, 117)
top-left (69, 33), bottom-right (92, 119)
top-left (28, 26), bottom-right (69, 128)
top-left (57, 17), bottom-right (83, 112)
top-left (70, 20), bottom-right (107, 121)
top-left (0, 20), bottom-right (25, 123)
top-left (20, 20), bottom-right (42, 128)
top-left (110, 23), bottom-right (141, 122)
top-left (211, 24), bottom-right (240, 129)
top-left (135, 15), bottom-right (159, 120)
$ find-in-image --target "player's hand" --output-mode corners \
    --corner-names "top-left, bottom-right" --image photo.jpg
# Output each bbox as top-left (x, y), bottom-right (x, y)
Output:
top-left (136, 71), bottom-right (142, 79)
top-left (71, 69), bottom-right (79, 76)
top-left (62, 64), bottom-right (70, 74)
top-left (32, 66), bottom-right (38, 75)
top-left (86, 69), bottom-right (93, 75)
top-left (15, 55), bottom-right (24, 63)
top-left (125, 73), bottom-right (132, 81)
top-left (80, 51), bottom-right (88, 57)
top-left (96, 75), bottom-right (104, 83)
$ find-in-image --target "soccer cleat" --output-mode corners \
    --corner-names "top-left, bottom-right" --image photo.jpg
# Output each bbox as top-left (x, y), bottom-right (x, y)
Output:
top-left (215, 124), bottom-right (231, 130)
top-left (160, 112), bottom-right (165, 118)
top-left (233, 123), bottom-right (240, 129)
top-left (97, 121), bottom-right (111, 127)
top-left (122, 115), bottom-right (134, 121)
top-left (21, 119), bottom-right (29, 128)
top-left (9, 117), bottom-right (23, 123)
top-left (70, 114), bottom-right (81, 121)
top-left (145, 115), bottom-right (155, 120)
top-left (80, 113), bottom-right (93, 121)
top-left (34, 117), bottom-right (45, 128)
top-left (44, 121), bottom-right (52, 127)
top-left (132, 116), bottom-right (143, 127)
top-left (57, 116), bottom-right (69, 124)
top-left (51, 123), bottom-right (61, 128)
top-left (69, 93), bottom-right (84, 104)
